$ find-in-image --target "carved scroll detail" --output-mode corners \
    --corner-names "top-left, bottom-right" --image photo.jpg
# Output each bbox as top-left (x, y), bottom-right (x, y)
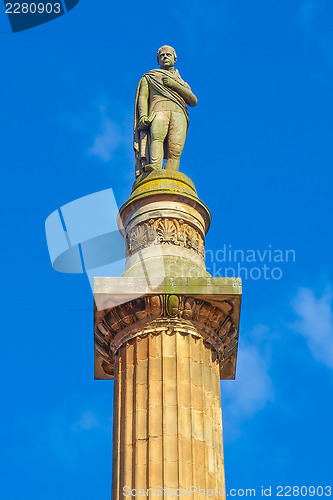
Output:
top-left (125, 218), bottom-right (204, 257)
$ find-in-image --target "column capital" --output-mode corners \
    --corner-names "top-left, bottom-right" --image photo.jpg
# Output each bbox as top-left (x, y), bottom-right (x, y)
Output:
top-left (94, 277), bottom-right (242, 380)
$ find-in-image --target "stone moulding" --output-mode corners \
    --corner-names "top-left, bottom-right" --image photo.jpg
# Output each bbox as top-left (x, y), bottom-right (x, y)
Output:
top-left (118, 171), bottom-right (212, 238)
top-left (94, 277), bottom-right (242, 380)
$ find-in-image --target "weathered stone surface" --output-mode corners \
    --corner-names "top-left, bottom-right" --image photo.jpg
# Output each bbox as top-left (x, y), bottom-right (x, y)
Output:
top-left (112, 331), bottom-right (225, 496)
top-left (117, 171), bottom-right (211, 277)
top-left (94, 132), bottom-right (240, 497)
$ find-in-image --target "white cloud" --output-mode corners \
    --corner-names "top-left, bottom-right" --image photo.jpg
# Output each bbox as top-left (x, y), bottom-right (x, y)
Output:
top-left (296, 0), bottom-right (333, 65)
top-left (290, 286), bottom-right (333, 369)
top-left (41, 404), bottom-right (112, 468)
top-left (297, 0), bottom-right (321, 33)
top-left (221, 324), bottom-right (274, 440)
top-left (64, 97), bottom-right (132, 163)
top-left (88, 105), bottom-right (123, 162)
top-left (72, 410), bottom-right (100, 431)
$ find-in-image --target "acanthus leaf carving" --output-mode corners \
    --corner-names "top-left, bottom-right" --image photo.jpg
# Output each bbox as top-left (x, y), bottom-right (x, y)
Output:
top-left (125, 217), bottom-right (204, 257)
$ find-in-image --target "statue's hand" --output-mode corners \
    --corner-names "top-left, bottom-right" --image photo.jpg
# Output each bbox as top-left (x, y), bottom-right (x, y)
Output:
top-left (162, 76), bottom-right (176, 88)
top-left (137, 116), bottom-right (150, 131)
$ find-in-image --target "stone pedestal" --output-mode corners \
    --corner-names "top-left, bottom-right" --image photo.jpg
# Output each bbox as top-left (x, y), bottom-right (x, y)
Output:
top-left (118, 171), bottom-right (211, 278)
top-left (94, 171), bottom-right (242, 498)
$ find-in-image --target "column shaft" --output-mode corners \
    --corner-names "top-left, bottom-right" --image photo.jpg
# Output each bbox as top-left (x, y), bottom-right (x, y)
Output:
top-left (112, 329), bottom-right (225, 499)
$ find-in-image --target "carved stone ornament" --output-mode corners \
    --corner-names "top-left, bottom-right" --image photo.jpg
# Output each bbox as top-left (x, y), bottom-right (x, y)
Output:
top-left (95, 294), bottom-right (239, 379)
top-left (126, 218), bottom-right (204, 257)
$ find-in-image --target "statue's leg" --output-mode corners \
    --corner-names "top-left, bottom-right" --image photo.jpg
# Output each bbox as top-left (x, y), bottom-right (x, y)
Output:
top-left (165, 111), bottom-right (187, 171)
top-left (149, 112), bottom-right (168, 170)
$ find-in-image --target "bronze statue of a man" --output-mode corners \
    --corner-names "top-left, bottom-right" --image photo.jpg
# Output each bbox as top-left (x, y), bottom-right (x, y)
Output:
top-left (134, 45), bottom-right (197, 177)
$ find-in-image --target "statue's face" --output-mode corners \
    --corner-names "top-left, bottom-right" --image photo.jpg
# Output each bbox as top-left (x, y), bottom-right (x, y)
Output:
top-left (158, 48), bottom-right (175, 69)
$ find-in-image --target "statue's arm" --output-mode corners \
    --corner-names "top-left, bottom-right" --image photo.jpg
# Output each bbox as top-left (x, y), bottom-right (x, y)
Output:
top-left (162, 77), bottom-right (197, 107)
top-left (137, 78), bottom-right (151, 130)
top-left (138, 78), bottom-right (149, 117)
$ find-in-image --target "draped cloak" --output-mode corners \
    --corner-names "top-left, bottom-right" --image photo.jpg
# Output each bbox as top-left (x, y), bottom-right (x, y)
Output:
top-left (134, 69), bottom-right (190, 173)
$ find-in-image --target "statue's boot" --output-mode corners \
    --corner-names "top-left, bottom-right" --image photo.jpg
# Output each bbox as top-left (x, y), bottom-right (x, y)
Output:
top-left (164, 158), bottom-right (180, 171)
top-left (143, 164), bottom-right (162, 173)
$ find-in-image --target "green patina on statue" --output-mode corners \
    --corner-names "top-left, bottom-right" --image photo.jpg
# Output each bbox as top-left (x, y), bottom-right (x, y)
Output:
top-left (134, 45), bottom-right (197, 178)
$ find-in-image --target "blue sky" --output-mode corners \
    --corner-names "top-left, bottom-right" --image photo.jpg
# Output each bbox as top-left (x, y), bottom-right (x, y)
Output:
top-left (1, 0), bottom-right (333, 498)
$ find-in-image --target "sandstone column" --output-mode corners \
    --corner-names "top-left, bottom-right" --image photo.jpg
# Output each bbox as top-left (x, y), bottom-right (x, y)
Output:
top-left (94, 171), bottom-right (241, 498)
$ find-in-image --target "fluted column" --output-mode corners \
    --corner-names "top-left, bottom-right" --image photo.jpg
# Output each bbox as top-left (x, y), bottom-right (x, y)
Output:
top-left (112, 326), bottom-right (225, 498)
top-left (94, 170), bottom-right (242, 499)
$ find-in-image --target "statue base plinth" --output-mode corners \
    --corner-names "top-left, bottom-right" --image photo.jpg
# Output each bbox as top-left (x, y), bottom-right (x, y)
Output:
top-left (118, 171), bottom-right (211, 275)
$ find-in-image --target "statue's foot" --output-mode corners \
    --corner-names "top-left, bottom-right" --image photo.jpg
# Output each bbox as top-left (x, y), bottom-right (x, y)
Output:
top-left (143, 164), bottom-right (155, 173)
top-left (164, 159), bottom-right (180, 171)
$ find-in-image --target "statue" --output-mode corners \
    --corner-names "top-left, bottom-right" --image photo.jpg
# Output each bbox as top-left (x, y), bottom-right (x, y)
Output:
top-left (134, 45), bottom-right (198, 178)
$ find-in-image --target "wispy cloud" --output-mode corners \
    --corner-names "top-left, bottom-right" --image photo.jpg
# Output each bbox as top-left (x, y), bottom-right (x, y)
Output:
top-left (221, 324), bottom-right (275, 440)
top-left (72, 410), bottom-right (100, 431)
top-left (290, 285), bottom-right (333, 369)
top-left (64, 96), bottom-right (132, 163)
top-left (41, 404), bottom-right (112, 469)
top-left (296, 0), bottom-right (333, 64)
top-left (88, 104), bottom-right (123, 162)
top-left (297, 0), bottom-right (321, 34)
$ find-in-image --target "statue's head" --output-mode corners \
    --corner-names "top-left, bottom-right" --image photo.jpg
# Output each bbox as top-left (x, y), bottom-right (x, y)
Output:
top-left (157, 45), bottom-right (177, 69)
